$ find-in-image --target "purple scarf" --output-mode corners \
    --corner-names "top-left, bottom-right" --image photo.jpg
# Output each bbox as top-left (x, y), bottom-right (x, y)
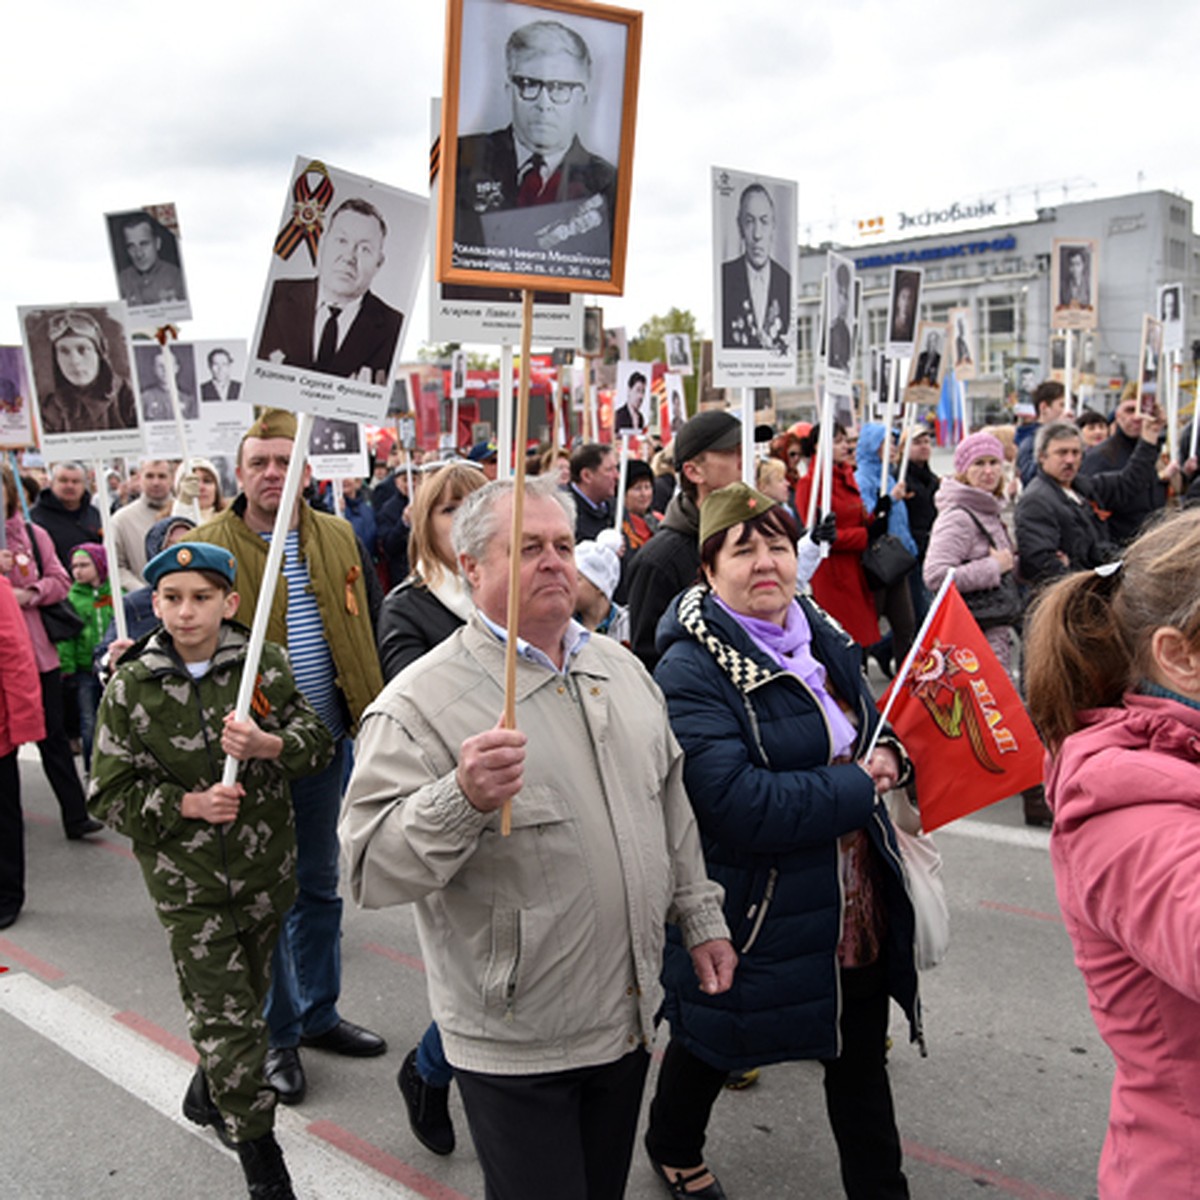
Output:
top-left (715, 597), bottom-right (858, 759)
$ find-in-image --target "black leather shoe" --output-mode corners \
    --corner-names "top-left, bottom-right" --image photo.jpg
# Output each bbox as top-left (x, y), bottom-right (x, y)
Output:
top-left (397, 1048), bottom-right (455, 1155)
top-left (66, 818), bottom-right (104, 840)
top-left (237, 1130), bottom-right (296, 1200)
top-left (0, 911), bottom-right (18, 931)
top-left (300, 1018), bottom-right (386, 1058)
top-left (647, 1134), bottom-right (727, 1198)
top-left (264, 1047), bottom-right (306, 1106)
top-left (182, 1068), bottom-right (235, 1148)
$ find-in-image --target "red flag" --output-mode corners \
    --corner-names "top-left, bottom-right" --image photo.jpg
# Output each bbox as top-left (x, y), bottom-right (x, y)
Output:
top-left (877, 584), bottom-right (1044, 831)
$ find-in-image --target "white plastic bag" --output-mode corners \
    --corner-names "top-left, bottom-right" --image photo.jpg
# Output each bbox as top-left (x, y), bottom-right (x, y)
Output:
top-left (886, 791), bottom-right (949, 970)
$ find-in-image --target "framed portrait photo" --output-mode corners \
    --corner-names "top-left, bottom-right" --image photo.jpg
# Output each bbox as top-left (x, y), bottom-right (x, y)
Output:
top-left (904, 319), bottom-right (946, 402)
top-left (1137, 314), bottom-right (1163, 415)
top-left (582, 305), bottom-right (603, 355)
top-left (823, 250), bottom-right (856, 381)
top-left (885, 266), bottom-right (923, 359)
top-left (948, 306), bottom-right (976, 382)
top-left (663, 332), bottom-right (693, 376)
top-left (1051, 238), bottom-right (1099, 331)
top-left (19, 301), bottom-right (144, 458)
top-left (438, 0), bottom-right (642, 295)
top-left (104, 203), bottom-right (192, 326)
top-left (1158, 281), bottom-right (1184, 354)
top-left (0, 346), bottom-right (36, 451)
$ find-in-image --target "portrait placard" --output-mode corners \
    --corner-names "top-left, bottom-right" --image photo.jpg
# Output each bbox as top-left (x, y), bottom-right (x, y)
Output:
top-left (132, 341), bottom-right (199, 458)
top-left (712, 166), bottom-right (798, 388)
top-left (438, 0), bottom-right (642, 295)
top-left (247, 156), bottom-right (429, 423)
top-left (309, 416), bottom-right (369, 480)
top-left (19, 302), bottom-right (143, 457)
top-left (1137, 314), bottom-right (1163, 415)
top-left (948, 307), bottom-right (976, 382)
top-left (104, 203), bottom-right (192, 326)
top-left (0, 346), bottom-right (36, 450)
top-left (1078, 333), bottom-right (1097, 386)
top-left (1050, 238), bottom-right (1099, 331)
top-left (904, 320), bottom-right (946, 403)
top-left (582, 306), bottom-right (603, 355)
top-left (451, 349), bottom-right (468, 399)
top-left (661, 371), bottom-right (685, 440)
top-left (603, 325), bottom-right (627, 363)
top-left (613, 359), bottom-right (652, 434)
top-left (192, 339), bottom-right (254, 457)
top-left (664, 333), bottom-right (693, 376)
top-left (823, 251), bottom-right (856, 383)
top-left (885, 266), bottom-right (923, 359)
top-left (1158, 281), bottom-right (1184, 354)
top-left (697, 340), bottom-right (726, 411)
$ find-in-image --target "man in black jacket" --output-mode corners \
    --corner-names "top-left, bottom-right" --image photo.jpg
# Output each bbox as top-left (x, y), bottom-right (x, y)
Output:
top-left (568, 443), bottom-right (618, 542)
top-left (31, 462), bottom-right (104, 568)
top-left (1078, 387), bottom-right (1169, 543)
top-left (627, 412), bottom-right (743, 670)
top-left (1015, 409), bottom-right (1164, 587)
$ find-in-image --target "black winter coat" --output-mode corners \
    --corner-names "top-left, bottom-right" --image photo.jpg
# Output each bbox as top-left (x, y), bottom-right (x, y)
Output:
top-left (654, 587), bottom-right (920, 1070)
top-left (377, 577), bottom-right (465, 683)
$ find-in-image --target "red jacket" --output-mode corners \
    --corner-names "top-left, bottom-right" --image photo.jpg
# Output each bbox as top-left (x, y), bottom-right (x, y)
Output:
top-left (0, 577), bottom-right (45, 757)
top-left (1048, 692), bottom-right (1200, 1199)
top-left (795, 463), bottom-right (879, 647)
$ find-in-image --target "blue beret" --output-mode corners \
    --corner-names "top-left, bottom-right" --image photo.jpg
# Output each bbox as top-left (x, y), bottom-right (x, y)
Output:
top-left (144, 542), bottom-right (237, 588)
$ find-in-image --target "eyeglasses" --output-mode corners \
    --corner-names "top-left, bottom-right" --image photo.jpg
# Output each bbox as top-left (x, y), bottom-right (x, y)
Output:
top-left (509, 75), bottom-right (585, 104)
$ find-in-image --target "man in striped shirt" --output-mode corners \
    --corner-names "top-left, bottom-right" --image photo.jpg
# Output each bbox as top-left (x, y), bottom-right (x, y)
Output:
top-left (191, 409), bottom-right (386, 1107)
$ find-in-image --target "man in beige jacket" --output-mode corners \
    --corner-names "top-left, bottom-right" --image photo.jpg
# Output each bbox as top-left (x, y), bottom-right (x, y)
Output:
top-left (341, 475), bottom-right (734, 1200)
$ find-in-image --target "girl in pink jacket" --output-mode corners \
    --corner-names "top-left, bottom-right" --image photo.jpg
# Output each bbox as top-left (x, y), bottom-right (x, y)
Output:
top-left (1026, 508), bottom-right (1200, 1199)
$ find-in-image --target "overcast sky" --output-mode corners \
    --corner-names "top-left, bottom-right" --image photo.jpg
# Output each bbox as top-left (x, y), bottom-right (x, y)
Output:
top-left (2, 0), bottom-right (1195, 356)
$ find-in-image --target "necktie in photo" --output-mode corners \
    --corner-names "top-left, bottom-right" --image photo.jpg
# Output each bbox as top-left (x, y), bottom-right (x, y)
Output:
top-left (317, 304), bottom-right (341, 368)
top-left (517, 153), bottom-right (547, 206)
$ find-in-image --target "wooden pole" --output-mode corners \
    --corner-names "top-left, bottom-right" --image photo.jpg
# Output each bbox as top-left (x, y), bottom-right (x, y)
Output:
top-left (500, 291), bottom-right (535, 837)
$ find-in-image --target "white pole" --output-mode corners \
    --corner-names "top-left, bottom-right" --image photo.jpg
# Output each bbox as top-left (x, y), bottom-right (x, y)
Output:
top-left (1063, 329), bottom-right (1074, 415)
top-left (159, 339), bottom-right (200, 524)
top-left (957, 376), bottom-right (968, 440)
top-left (879, 357), bottom-right (901, 499)
top-left (613, 434), bottom-right (630, 538)
top-left (498, 343), bottom-right (514, 480)
top-left (740, 387), bottom-right (755, 487)
top-left (1167, 349), bottom-right (1179, 465)
top-left (220, 411), bottom-right (314, 787)
top-left (896, 402), bottom-right (916, 483)
top-left (93, 461), bottom-right (127, 643)
top-left (865, 567), bottom-right (957, 759)
top-left (332, 479), bottom-right (345, 518)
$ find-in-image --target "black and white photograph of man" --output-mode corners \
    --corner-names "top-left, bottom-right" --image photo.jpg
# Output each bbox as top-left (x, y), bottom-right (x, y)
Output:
top-left (106, 207), bottom-right (189, 315)
top-left (953, 311), bottom-right (973, 368)
top-left (451, 348), bottom-right (467, 398)
top-left (664, 372), bottom-right (685, 435)
top-left (134, 343), bottom-right (198, 422)
top-left (1159, 282), bottom-right (1184, 353)
top-left (613, 360), bottom-right (650, 432)
top-left (908, 322), bottom-right (944, 392)
top-left (825, 257), bottom-right (853, 374)
top-left (582, 306), bottom-right (603, 355)
top-left (719, 180), bottom-right (792, 353)
top-left (1051, 239), bottom-right (1099, 331)
top-left (449, 2), bottom-right (630, 285)
top-left (887, 268), bottom-right (921, 351)
top-left (200, 346), bottom-right (242, 401)
top-left (310, 415), bottom-right (362, 456)
top-left (257, 196), bottom-right (403, 385)
top-left (1138, 315), bottom-right (1162, 410)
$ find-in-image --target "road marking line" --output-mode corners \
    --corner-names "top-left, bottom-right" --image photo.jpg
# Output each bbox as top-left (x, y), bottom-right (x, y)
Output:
top-left (365, 942), bottom-right (426, 972)
top-left (903, 1138), bottom-right (1079, 1200)
top-left (0, 937), bottom-right (65, 981)
top-left (979, 900), bottom-right (1062, 924)
top-left (0, 972), bottom-right (432, 1199)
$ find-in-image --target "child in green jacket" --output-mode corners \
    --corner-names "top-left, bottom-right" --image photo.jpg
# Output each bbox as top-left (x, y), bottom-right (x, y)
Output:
top-left (90, 542), bottom-right (333, 1199)
top-left (58, 542), bottom-right (111, 768)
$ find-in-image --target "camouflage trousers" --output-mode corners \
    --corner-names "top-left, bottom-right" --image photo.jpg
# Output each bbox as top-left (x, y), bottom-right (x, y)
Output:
top-left (162, 904), bottom-right (282, 1143)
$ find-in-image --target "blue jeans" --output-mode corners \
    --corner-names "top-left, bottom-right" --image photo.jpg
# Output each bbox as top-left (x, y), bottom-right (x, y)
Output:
top-left (265, 738), bottom-right (346, 1048)
top-left (417, 1021), bottom-right (454, 1088)
top-left (73, 673), bottom-right (101, 770)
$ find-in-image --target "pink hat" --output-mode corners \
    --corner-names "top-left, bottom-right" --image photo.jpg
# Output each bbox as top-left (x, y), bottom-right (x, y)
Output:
top-left (954, 433), bottom-right (1004, 475)
top-left (72, 542), bottom-right (108, 583)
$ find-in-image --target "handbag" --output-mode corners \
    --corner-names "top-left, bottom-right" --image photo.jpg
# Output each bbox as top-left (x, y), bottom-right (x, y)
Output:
top-left (861, 533), bottom-right (917, 589)
top-left (959, 510), bottom-right (1024, 630)
top-left (885, 790), bottom-right (949, 971)
top-left (25, 522), bottom-right (86, 643)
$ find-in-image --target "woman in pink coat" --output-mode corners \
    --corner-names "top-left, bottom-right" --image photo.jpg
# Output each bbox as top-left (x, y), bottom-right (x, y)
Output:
top-left (1026, 508), bottom-right (1200, 1199)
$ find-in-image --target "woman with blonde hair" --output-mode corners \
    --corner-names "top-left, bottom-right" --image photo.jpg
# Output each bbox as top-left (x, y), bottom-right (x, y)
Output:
top-left (1026, 509), bottom-right (1200, 1199)
top-left (376, 461), bottom-right (486, 683)
top-left (172, 457), bottom-right (227, 525)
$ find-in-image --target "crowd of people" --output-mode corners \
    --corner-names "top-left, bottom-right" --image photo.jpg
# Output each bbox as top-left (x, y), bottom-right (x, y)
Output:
top-left (4, 379), bottom-right (1200, 1199)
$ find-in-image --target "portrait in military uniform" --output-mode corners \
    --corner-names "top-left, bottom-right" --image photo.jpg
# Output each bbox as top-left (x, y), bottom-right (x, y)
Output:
top-left (1050, 238), bottom-right (1099, 331)
top-left (1159, 282), bottom-right (1184, 354)
top-left (824, 252), bottom-right (855, 377)
top-left (439, 0), bottom-right (642, 295)
top-left (134, 343), bottom-right (199, 422)
top-left (886, 267), bottom-right (923, 355)
top-left (105, 205), bottom-right (192, 324)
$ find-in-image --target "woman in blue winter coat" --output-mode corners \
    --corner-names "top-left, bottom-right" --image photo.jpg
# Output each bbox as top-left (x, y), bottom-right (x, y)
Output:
top-left (643, 482), bottom-right (921, 1200)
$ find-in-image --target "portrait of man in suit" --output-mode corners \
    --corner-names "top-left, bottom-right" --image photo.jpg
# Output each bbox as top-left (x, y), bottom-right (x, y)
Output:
top-left (826, 262), bottom-right (852, 373)
top-left (256, 197), bottom-right (403, 385)
top-left (954, 315), bottom-right (972, 367)
top-left (1059, 247), bottom-right (1091, 308)
top-left (200, 347), bottom-right (241, 402)
top-left (721, 183), bottom-right (791, 353)
top-left (888, 270), bottom-right (920, 347)
top-left (454, 19), bottom-right (616, 261)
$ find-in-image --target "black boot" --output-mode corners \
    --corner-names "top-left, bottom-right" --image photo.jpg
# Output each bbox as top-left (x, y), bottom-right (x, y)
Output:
top-left (1022, 785), bottom-right (1053, 827)
top-left (236, 1131), bottom-right (296, 1200)
top-left (397, 1047), bottom-right (455, 1154)
top-left (182, 1068), bottom-right (235, 1149)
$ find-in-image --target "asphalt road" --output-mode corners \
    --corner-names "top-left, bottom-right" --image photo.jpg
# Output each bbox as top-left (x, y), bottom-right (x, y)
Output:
top-left (1, 733), bottom-right (1107, 1200)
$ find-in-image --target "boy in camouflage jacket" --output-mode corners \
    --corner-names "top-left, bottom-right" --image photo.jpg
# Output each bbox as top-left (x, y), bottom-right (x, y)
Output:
top-left (89, 542), bottom-right (332, 1199)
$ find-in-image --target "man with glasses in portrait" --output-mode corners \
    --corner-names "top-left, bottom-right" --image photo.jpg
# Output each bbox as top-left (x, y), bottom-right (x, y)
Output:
top-left (454, 19), bottom-right (616, 257)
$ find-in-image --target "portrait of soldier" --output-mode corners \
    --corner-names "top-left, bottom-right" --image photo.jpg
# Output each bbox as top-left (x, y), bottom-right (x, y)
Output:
top-left (257, 197), bottom-right (403, 386)
top-left (1059, 247), bottom-right (1092, 308)
top-left (720, 183), bottom-right (791, 353)
top-left (889, 270), bottom-right (920, 346)
top-left (116, 214), bottom-right (187, 308)
top-left (454, 19), bottom-right (616, 258)
top-left (826, 263), bottom-right (852, 373)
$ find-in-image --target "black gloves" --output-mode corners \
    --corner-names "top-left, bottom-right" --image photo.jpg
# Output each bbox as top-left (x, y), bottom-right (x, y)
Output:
top-left (808, 510), bottom-right (837, 546)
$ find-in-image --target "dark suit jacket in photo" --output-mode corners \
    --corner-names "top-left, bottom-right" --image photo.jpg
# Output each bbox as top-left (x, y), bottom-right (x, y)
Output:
top-left (827, 318), bottom-right (851, 371)
top-left (721, 257), bottom-right (791, 351)
top-left (256, 277), bottom-right (403, 384)
top-left (454, 126), bottom-right (616, 249)
top-left (201, 379), bottom-right (241, 401)
top-left (914, 350), bottom-right (941, 385)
